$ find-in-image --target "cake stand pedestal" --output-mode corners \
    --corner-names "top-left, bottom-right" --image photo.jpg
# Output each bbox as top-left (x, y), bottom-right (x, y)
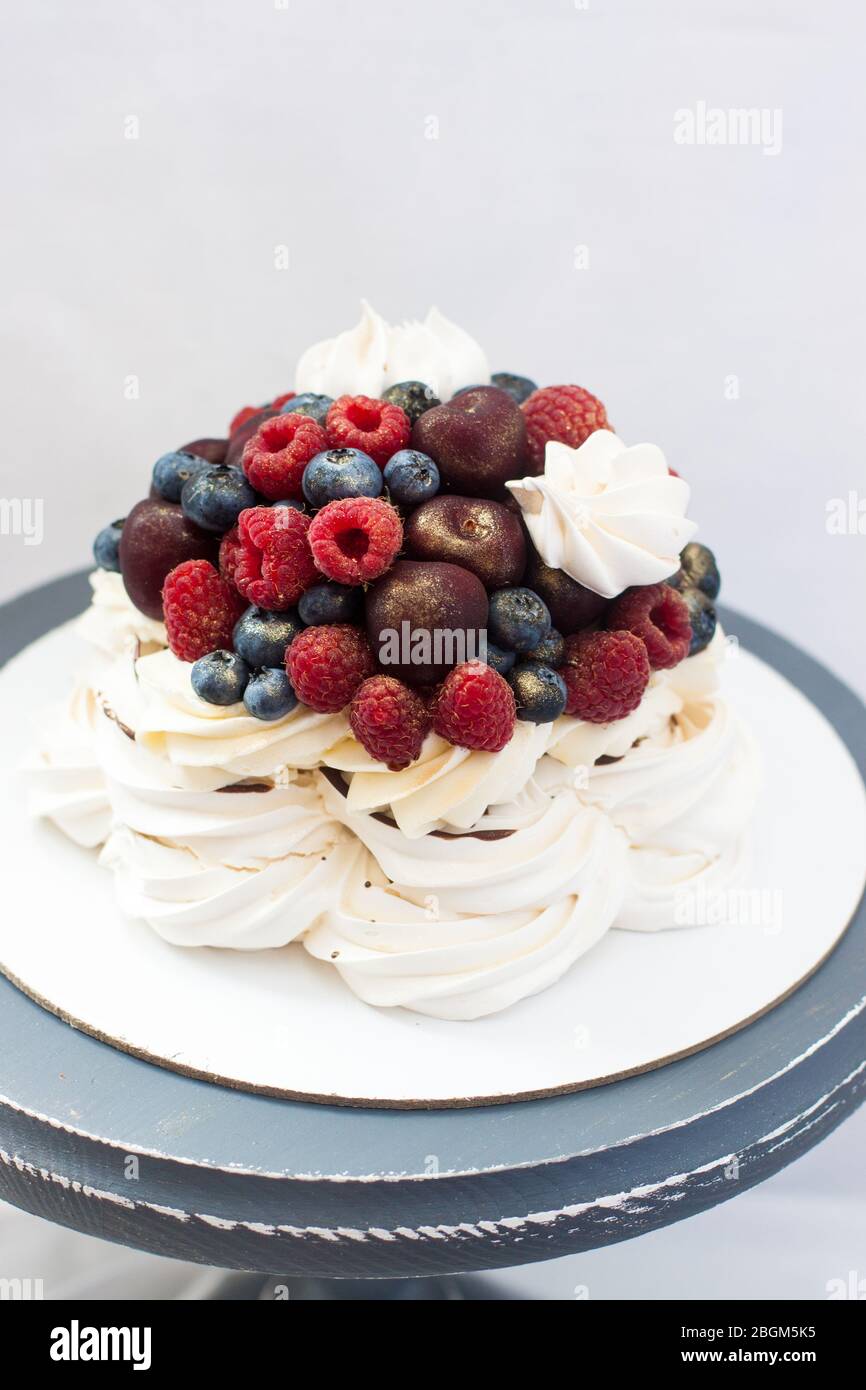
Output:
top-left (1, 574), bottom-right (865, 1292)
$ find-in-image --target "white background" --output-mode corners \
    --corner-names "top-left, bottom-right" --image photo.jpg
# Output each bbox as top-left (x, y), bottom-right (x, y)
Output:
top-left (1, 0), bottom-right (864, 1299)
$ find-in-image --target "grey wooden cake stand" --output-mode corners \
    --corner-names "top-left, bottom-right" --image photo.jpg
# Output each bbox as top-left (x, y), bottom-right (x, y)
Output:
top-left (1, 572), bottom-right (865, 1292)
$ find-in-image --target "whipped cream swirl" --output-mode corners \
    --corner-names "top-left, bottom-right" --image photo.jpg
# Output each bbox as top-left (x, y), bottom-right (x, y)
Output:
top-left (295, 301), bottom-right (490, 402)
top-left (304, 798), bottom-right (627, 1020)
top-left (507, 430), bottom-right (698, 598)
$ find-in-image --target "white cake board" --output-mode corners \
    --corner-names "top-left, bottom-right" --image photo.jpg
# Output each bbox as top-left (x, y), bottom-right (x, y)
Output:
top-left (1, 625), bottom-right (864, 1108)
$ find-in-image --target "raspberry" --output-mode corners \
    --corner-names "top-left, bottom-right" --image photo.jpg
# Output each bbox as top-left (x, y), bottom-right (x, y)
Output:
top-left (162, 559), bottom-right (245, 663)
top-left (349, 675), bottom-right (430, 769)
top-left (521, 384), bottom-right (611, 471)
top-left (287, 624), bottom-right (375, 713)
top-left (225, 408), bottom-right (278, 469)
top-left (234, 506), bottom-right (317, 611)
top-left (218, 524), bottom-right (243, 591)
top-left (606, 582), bottom-right (691, 670)
top-left (229, 393), bottom-right (294, 436)
top-left (229, 404), bottom-right (261, 435)
top-left (241, 412), bottom-right (327, 501)
top-left (432, 661), bottom-right (516, 752)
top-left (326, 394), bottom-right (410, 467)
top-left (558, 630), bottom-right (650, 723)
top-left (308, 497), bottom-right (402, 585)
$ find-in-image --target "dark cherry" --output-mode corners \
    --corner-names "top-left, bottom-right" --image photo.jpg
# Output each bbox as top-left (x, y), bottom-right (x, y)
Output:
top-left (365, 559), bottom-right (488, 685)
top-left (404, 495), bottom-right (526, 590)
top-left (410, 386), bottom-right (529, 498)
top-left (179, 437), bottom-right (229, 465)
top-left (225, 408), bottom-right (278, 468)
top-left (119, 498), bottom-right (219, 620)
top-left (524, 546), bottom-right (609, 634)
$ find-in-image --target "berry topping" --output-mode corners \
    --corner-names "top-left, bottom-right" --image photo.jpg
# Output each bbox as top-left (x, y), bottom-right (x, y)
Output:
top-left (119, 498), bottom-right (219, 620)
top-left (508, 662), bottom-right (568, 724)
top-left (241, 414), bottom-right (328, 502)
top-left (152, 450), bottom-right (207, 502)
top-left (229, 405), bottom-right (262, 435)
top-left (558, 630), bottom-right (650, 723)
top-left (163, 560), bottom-right (245, 663)
top-left (230, 398), bottom-right (293, 436)
top-left (405, 495), bottom-right (525, 589)
top-left (667, 541), bottom-right (721, 602)
top-left (302, 447), bottom-right (383, 508)
top-left (606, 582), bottom-right (692, 670)
top-left (365, 559), bottom-right (489, 685)
top-left (218, 525), bottom-right (243, 590)
top-left (93, 519), bottom-right (124, 572)
top-left (225, 408), bottom-right (278, 468)
top-left (234, 506), bottom-right (317, 611)
top-left (349, 675), bottom-right (431, 769)
top-left (298, 582), bottom-right (361, 626)
top-left (287, 624), bottom-right (375, 713)
top-left (191, 650), bottom-right (250, 706)
top-left (488, 586), bottom-right (551, 653)
top-left (525, 628), bottom-right (565, 667)
top-left (381, 381), bottom-right (441, 425)
top-left (326, 394), bottom-right (411, 467)
top-left (281, 393), bottom-right (334, 427)
top-left (181, 465), bottom-right (258, 533)
top-left (521, 384), bottom-right (611, 471)
top-left (680, 588), bottom-right (717, 656)
top-left (233, 605), bottom-right (303, 668)
top-left (432, 660), bottom-right (516, 753)
top-left (411, 387), bottom-right (529, 497)
top-left (178, 438), bottom-right (229, 466)
top-left (243, 667), bottom-right (298, 721)
top-left (383, 449), bottom-right (440, 507)
top-left (484, 642), bottom-right (517, 677)
top-left (308, 496), bottom-right (403, 585)
top-left (491, 372), bottom-right (537, 405)
top-left (524, 547), bottom-right (609, 634)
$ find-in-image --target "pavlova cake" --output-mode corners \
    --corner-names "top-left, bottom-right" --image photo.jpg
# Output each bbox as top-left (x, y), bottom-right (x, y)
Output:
top-left (28, 305), bottom-right (760, 1020)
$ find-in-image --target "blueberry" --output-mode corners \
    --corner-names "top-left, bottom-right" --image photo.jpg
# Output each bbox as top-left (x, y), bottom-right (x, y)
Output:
top-left (488, 587), bottom-right (551, 653)
top-left (302, 448), bottom-right (382, 508)
top-left (191, 650), bottom-right (250, 706)
top-left (152, 450), bottom-right (207, 502)
top-left (270, 498), bottom-right (305, 512)
top-left (668, 542), bottom-right (721, 601)
top-left (93, 518), bottom-right (125, 572)
top-left (243, 668), bottom-right (298, 721)
top-left (526, 628), bottom-right (565, 667)
top-left (484, 642), bottom-right (517, 677)
top-left (381, 381), bottom-right (441, 424)
top-left (233, 606), bottom-right (303, 668)
top-left (383, 450), bottom-right (440, 507)
top-left (508, 662), bottom-right (567, 724)
top-left (181, 465), bottom-right (259, 533)
top-left (281, 393), bottom-right (333, 427)
top-left (491, 372), bottom-right (537, 405)
top-left (681, 587), bottom-right (717, 656)
top-left (298, 583), bottom-right (361, 626)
